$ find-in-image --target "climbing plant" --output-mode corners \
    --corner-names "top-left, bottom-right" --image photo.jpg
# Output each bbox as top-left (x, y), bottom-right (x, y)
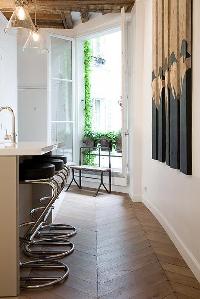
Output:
top-left (83, 40), bottom-right (92, 135)
top-left (83, 40), bottom-right (95, 165)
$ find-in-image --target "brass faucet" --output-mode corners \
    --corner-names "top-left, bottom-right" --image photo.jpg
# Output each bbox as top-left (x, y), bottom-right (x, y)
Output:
top-left (0, 106), bottom-right (16, 144)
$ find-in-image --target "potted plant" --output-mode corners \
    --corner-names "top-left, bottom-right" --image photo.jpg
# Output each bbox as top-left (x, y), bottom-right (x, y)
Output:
top-left (82, 131), bottom-right (95, 148)
top-left (100, 136), bottom-right (112, 150)
top-left (96, 132), bottom-right (110, 150)
top-left (98, 132), bottom-right (117, 150)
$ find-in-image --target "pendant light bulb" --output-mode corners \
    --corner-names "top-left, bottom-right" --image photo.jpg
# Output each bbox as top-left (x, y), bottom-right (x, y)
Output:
top-left (32, 31), bottom-right (40, 42)
top-left (16, 6), bottom-right (26, 20)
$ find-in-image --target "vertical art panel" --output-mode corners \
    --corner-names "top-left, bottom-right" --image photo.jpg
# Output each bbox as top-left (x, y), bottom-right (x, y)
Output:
top-left (164, 0), bottom-right (170, 165)
top-left (169, 0), bottom-right (180, 170)
top-left (152, 0), bottom-right (192, 175)
top-left (157, 0), bottom-right (166, 162)
top-left (179, 0), bottom-right (192, 174)
top-left (152, 0), bottom-right (158, 160)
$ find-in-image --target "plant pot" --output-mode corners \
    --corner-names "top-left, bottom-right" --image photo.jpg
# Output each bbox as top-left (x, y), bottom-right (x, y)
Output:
top-left (100, 138), bottom-right (112, 150)
top-left (116, 136), bottom-right (122, 153)
top-left (82, 138), bottom-right (94, 148)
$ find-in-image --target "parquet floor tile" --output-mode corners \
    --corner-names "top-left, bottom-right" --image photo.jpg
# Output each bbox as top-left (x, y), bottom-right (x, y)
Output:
top-left (19, 188), bottom-right (200, 299)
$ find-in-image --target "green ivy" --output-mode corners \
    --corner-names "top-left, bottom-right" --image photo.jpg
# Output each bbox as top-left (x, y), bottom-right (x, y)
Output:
top-left (82, 149), bottom-right (96, 166)
top-left (83, 41), bottom-right (96, 166)
top-left (83, 40), bottom-right (92, 135)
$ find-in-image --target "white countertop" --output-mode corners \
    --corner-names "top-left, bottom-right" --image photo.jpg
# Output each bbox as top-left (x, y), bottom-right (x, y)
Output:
top-left (0, 142), bottom-right (57, 156)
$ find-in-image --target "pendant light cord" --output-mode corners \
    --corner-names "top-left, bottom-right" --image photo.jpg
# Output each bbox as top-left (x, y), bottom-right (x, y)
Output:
top-left (34, 0), bottom-right (37, 27)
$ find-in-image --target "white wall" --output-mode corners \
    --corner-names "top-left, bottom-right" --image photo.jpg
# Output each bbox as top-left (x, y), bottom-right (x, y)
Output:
top-left (130, 0), bottom-right (200, 282)
top-left (128, 2), bottom-right (145, 201)
top-left (0, 13), bottom-right (17, 141)
top-left (17, 29), bottom-right (48, 141)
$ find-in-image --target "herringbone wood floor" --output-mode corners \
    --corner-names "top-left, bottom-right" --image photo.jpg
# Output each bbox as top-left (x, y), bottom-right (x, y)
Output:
top-left (20, 188), bottom-right (200, 299)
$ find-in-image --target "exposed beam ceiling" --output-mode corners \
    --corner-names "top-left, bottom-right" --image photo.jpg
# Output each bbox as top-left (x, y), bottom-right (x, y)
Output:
top-left (0, 0), bottom-right (135, 29)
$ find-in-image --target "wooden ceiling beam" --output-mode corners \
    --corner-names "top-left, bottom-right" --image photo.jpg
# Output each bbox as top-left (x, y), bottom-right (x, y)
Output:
top-left (3, 11), bottom-right (62, 20)
top-left (1, 7), bottom-right (132, 16)
top-left (29, 0), bottom-right (134, 6)
top-left (36, 22), bottom-right (64, 29)
top-left (80, 11), bottom-right (89, 23)
top-left (61, 11), bottom-right (73, 29)
top-left (0, 0), bottom-right (135, 13)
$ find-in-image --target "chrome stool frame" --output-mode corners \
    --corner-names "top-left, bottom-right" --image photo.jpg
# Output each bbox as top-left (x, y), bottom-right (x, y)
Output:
top-left (21, 178), bottom-right (74, 260)
top-left (30, 166), bottom-right (76, 240)
top-left (19, 161), bottom-right (75, 289)
top-left (20, 260), bottom-right (69, 289)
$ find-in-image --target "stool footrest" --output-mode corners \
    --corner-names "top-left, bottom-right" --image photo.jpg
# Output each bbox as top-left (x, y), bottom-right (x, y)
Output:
top-left (23, 238), bottom-right (74, 259)
top-left (38, 224), bottom-right (77, 238)
top-left (20, 260), bottom-right (69, 289)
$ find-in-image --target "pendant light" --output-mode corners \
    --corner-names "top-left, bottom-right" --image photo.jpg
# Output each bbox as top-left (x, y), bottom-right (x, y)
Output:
top-left (5, 0), bottom-right (36, 32)
top-left (23, 0), bottom-right (48, 53)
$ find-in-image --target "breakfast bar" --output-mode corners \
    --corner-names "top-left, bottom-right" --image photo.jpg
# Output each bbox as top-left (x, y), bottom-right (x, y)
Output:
top-left (0, 142), bottom-right (57, 298)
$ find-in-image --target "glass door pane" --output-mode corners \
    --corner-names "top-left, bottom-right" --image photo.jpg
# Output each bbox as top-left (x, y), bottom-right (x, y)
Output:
top-left (51, 80), bottom-right (73, 122)
top-left (51, 122), bottom-right (73, 162)
top-left (50, 36), bottom-right (74, 162)
top-left (51, 37), bottom-right (72, 80)
top-left (121, 11), bottom-right (129, 176)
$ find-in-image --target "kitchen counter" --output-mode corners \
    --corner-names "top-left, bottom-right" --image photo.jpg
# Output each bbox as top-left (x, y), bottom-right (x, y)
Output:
top-left (0, 141), bottom-right (57, 156)
top-left (0, 142), bottom-right (57, 298)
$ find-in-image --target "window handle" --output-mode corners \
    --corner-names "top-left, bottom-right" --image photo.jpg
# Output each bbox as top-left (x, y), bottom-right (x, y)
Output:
top-left (124, 131), bottom-right (129, 136)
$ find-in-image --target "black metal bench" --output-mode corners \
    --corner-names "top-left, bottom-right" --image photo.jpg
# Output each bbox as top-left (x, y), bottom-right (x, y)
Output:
top-left (66, 146), bottom-right (112, 196)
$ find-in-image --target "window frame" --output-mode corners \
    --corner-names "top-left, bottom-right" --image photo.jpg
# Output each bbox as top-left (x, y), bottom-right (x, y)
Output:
top-left (76, 26), bottom-right (129, 177)
top-left (48, 34), bottom-right (76, 162)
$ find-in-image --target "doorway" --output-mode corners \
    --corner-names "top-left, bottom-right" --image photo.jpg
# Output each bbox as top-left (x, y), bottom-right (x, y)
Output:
top-left (80, 29), bottom-right (125, 174)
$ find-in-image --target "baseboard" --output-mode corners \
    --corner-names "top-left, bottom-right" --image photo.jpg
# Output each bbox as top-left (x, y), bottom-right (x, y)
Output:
top-left (129, 193), bottom-right (143, 202)
top-left (143, 198), bottom-right (200, 283)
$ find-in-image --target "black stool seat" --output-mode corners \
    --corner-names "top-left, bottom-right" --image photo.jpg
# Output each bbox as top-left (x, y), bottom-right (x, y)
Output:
top-left (43, 151), bottom-right (53, 156)
top-left (34, 155), bottom-right (67, 164)
top-left (20, 162), bottom-right (55, 181)
top-left (50, 155), bottom-right (67, 164)
top-left (44, 158), bottom-right (64, 171)
top-left (33, 156), bottom-right (64, 171)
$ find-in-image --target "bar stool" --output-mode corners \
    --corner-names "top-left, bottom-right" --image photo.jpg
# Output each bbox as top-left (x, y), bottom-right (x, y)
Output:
top-left (34, 155), bottom-right (69, 181)
top-left (19, 161), bottom-right (70, 289)
top-left (20, 161), bottom-right (74, 260)
top-left (32, 155), bottom-right (76, 239)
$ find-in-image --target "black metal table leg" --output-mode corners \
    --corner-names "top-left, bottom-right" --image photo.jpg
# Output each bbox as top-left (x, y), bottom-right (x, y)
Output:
top-left (66, 169), bottom-right (74, 191)
top-left (79, 169), bottom-right (82, 189)
top-left (94, 171), bottom-right (104, 197)
top-left (108, 169), bottom-right (111, 193)
top-left (66, 168), bottom-right (81, 191)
